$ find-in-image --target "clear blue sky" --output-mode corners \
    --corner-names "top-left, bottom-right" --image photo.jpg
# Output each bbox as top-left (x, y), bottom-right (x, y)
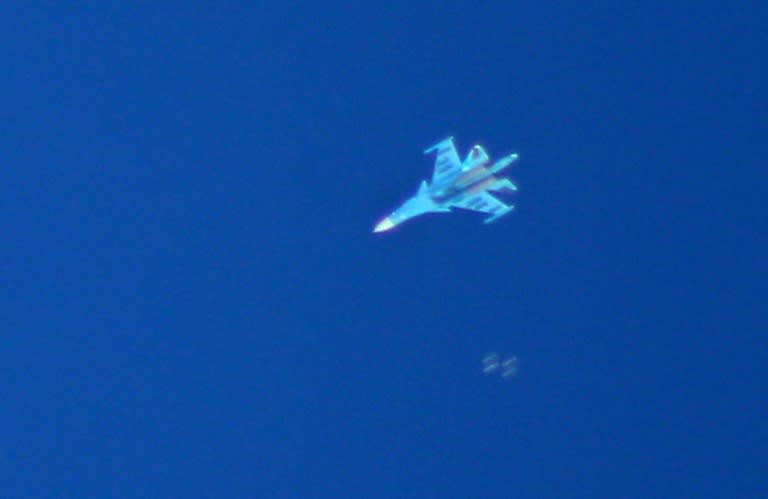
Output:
top-left (2, 3), bottom-right (766, 497)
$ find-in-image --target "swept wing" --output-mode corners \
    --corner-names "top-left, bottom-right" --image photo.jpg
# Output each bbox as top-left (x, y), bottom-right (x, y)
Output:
top-left (451, 192), bottom-right (514, 223)
top-left (425, 137), bottom-right (462, 185)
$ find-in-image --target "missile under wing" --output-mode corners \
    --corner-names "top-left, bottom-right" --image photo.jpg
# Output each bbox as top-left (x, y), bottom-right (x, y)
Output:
top-left (373, 137), bottom-right (519, 232)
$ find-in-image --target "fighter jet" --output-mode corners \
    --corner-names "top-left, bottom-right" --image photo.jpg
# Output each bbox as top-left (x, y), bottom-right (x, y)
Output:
top-left (373, 137), bottom-right (519, 233)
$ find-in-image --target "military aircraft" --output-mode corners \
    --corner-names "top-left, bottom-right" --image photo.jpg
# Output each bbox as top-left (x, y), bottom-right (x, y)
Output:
top-left (482, 353), bottom-right (519, 379)
top-left (373, 137), bottom-right (519, 232)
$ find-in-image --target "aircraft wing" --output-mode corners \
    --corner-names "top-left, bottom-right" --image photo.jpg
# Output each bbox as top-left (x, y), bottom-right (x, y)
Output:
top-left (425, 137), bottom-right (462, 185)
top-left (451, 192), bottom-right (514, 223)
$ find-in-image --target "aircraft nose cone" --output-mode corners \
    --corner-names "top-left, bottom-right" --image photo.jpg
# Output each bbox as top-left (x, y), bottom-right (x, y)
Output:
top-left (373, 217), bottom-right (395, 233)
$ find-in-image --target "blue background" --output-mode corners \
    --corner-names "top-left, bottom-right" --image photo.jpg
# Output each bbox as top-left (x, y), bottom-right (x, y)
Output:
top-left (3, 2), bottom-right (766, 497)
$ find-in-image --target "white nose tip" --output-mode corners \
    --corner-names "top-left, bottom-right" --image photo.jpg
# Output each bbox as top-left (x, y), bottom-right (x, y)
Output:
top-left (373, 217), bottom-right (395, 233)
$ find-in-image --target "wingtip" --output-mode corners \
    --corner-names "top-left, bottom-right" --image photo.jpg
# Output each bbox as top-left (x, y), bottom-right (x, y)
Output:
top-left (483, 206), bottom-right (515, 224)
top-left (424, 136), bottom-right (455, 154)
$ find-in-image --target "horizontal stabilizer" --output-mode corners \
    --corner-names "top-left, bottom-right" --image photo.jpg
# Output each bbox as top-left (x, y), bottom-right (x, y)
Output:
top-left (488, 178), bottom-right (518, 194)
